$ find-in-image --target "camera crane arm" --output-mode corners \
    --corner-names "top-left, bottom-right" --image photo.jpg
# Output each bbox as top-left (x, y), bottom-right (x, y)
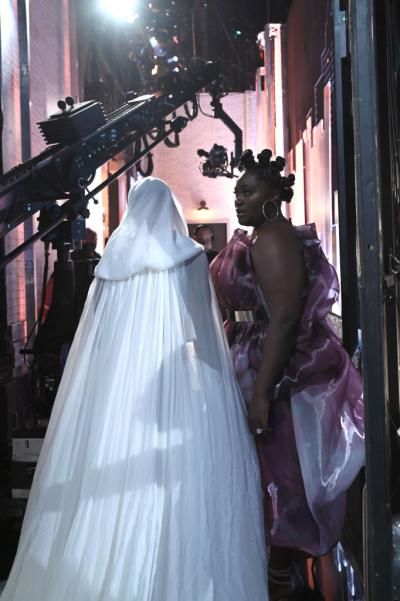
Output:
top-left (210, 96), bottom-right (243, 168)
top-left (0, 61), bottom-right (222, 269)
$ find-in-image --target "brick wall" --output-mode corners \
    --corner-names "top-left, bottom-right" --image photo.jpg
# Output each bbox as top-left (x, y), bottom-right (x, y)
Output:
top-left (1, 5), bottom-right (261, 366)
top-left (29, 0), bottom-right (79, 317)
top-left (151, 91), bottom-right (259, 240)
top-left (29, 0), bottom-right (78, 154)
top-left (2, 0), bottom-right (26, 367)
top-left (1, 0), bottom-right (78, 368)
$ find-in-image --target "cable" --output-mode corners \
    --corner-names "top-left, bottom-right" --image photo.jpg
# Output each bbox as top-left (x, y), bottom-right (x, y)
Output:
top-left (23, 241), bottom-right (51, 368)
top-left (37, 242), bottom-right (51, 327)
top-left (183, 97), bottom-right (198, 120)
top-left (197, 94), bottom-right (214, 118)
top-left (209, 0), bottom-right (242, 67)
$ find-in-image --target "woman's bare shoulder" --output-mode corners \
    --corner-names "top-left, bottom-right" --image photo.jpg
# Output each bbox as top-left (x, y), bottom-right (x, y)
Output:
top-left (251, 221), bottom-right (301, 259)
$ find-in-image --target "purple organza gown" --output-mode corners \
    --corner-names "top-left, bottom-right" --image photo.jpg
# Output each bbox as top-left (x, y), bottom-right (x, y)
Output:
top-left (210, 224), bottom-right (364, 556)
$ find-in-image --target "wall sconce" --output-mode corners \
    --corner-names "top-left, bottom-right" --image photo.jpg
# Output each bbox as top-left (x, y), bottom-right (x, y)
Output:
top-left (197, 199), bottom-right (209, 211)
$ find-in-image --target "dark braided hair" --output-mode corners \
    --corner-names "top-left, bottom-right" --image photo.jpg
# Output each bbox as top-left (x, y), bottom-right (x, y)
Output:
top-left (238, 149), bottom-right (295, 202)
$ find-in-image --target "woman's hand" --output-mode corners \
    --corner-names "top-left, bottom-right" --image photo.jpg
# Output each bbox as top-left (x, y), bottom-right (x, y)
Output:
top-left (248, 392), bottom-right (273, 438)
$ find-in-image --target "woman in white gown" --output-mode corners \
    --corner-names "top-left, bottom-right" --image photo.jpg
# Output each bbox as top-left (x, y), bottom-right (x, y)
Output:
top-left (1, 177), bottom-right (268, 601)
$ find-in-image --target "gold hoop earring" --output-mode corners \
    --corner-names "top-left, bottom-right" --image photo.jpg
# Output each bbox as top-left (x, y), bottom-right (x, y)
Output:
top-left (262, 199), bottom-right (279, 222)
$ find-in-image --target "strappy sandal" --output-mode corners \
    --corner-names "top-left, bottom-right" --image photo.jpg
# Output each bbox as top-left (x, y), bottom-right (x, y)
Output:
top-left (268, 565), bottom-right (294, 601)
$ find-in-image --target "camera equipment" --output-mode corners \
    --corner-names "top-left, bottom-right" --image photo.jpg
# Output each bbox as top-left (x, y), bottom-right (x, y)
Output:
top-left (197, 80), bottom-right (243, 178)
top-left (197, 144), bottom-right (232, 178)
top-left (0, 59), bottom-right (245, 416)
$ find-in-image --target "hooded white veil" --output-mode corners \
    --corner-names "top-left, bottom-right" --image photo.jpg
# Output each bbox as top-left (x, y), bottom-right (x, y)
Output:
top-left (95, 177), bottom-right (202, 279)
top-left (1, 178), bottom-right (268, 601)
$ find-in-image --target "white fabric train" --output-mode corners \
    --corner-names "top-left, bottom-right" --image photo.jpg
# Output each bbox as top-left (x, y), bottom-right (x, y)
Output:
top-left (1, 178), bottom-right (268, 601)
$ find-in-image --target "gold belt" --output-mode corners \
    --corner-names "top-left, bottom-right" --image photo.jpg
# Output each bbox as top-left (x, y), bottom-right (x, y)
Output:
top-left (226, 310), bottom-right (266, 322)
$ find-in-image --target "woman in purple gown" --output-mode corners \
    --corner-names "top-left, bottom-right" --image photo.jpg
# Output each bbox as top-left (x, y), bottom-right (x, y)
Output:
top-left (210, 149), bottom-right (364, 601)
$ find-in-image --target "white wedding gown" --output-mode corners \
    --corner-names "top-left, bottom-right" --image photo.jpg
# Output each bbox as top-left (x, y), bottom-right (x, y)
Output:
top-left (1, 178), bottom-right (268, 601)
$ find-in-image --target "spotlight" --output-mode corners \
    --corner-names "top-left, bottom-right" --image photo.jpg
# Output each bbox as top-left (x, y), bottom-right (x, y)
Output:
top-left (100, 0), bottom-right (138, 21)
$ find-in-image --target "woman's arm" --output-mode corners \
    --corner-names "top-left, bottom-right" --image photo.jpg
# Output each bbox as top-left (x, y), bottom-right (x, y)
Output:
top-left (248, 225), bottom-right (306, 434)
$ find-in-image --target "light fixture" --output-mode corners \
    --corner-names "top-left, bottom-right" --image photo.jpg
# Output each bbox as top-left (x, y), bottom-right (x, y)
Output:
top-left (197, 200), bottom-right (209, 211)
top-left (100, 0), bottom-right (138, 21)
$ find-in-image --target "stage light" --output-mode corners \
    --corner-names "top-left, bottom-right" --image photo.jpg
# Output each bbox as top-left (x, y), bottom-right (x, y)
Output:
top-left (100, 0), bottom-right (138, 21)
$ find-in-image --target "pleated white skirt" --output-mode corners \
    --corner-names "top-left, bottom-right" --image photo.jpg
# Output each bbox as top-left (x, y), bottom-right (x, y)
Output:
top-left (1, 252), bottom-right (268, 601)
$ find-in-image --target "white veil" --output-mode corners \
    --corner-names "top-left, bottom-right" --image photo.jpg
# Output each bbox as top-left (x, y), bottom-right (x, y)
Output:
top-left (95, 177), bottom-right (202, 280)
top-left (1, 178), bottom-right (268, 601)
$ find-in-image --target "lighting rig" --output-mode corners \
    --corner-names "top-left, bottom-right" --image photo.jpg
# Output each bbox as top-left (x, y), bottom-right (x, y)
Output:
top-left (0, 60), bottom-right (243, 424)
top-left (0, 62), bottom-right (244, 269)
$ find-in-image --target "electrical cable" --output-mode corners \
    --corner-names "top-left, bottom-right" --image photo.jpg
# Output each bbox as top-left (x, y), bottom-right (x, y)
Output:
top-left (197, 94), bottom-right (214, 118)
top-left (37, 242), bottom-right (51, 327)
top-left (23, 241), bottom-right (51, 368)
